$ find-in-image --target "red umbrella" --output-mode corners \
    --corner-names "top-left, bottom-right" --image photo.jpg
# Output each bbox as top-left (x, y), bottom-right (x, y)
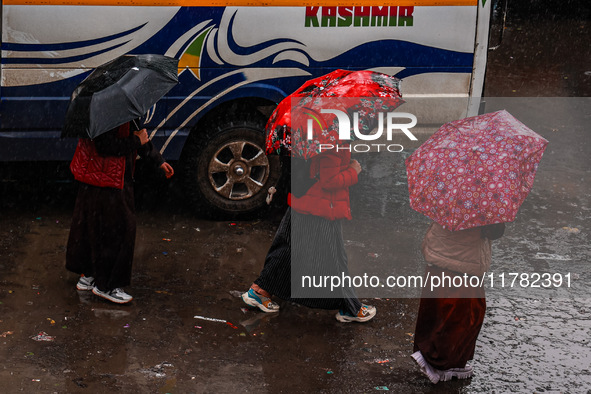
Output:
top-left (405, 110), bottom-right (548, 231)
top-left (265, 69), bottom-right (404, 159)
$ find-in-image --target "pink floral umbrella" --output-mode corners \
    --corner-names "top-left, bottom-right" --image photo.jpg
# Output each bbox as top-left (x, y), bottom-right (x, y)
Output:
top-left (405, 110), bottom-right (548, 231)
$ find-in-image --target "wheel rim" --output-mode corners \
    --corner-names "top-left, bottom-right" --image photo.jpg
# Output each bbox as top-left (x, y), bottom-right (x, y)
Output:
top-left (208, 140), bottom-right (270, 201)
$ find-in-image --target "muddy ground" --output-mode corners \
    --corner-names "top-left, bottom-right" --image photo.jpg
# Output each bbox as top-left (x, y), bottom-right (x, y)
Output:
top-left (0, 197), bottom-right (434, 393)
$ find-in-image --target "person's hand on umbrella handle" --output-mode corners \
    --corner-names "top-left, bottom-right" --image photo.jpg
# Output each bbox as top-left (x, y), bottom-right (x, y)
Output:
top-left (160, 162), bottom-right (174, 179)
top-left (349, 159), bottom-right (362, 174)
top-left (134, 129), bottom-right (149, 145)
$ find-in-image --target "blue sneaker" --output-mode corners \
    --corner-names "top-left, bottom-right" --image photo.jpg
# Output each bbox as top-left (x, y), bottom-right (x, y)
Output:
top-left (336, 304), bottom-right (376, 323)
top-left (241, 289), bottom-right (280, 313)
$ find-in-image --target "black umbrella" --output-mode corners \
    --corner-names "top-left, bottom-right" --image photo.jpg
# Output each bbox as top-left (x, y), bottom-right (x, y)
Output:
top-left (62, 54), bottom-right (179, 139)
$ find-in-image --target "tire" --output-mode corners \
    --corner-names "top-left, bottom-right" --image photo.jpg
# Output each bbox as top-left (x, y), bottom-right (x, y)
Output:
top-left (179, 115), bottom-right (281, 219)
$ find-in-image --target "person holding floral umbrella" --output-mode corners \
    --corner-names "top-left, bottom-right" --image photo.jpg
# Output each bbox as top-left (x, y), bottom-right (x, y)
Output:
top-left (242, 69), bottom-right (403, 322)
top-left (406, 110), bottom-right (547, 383)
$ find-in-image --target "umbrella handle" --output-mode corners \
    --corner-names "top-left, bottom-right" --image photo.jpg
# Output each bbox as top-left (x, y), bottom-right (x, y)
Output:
top-left (131, 119), bottom-right (141, 132)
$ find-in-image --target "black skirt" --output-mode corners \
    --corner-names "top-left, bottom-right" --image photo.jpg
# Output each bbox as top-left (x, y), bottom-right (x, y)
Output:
top-left (254, 208), bottom-right (362, 314)
top-left (66, 181), bottom-right (136, 291)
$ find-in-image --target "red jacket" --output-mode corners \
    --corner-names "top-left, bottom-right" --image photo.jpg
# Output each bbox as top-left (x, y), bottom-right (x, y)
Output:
top-left (70, 123), bottom-right (134, 189)
top-left (290, 149), bottom-right (358, 220)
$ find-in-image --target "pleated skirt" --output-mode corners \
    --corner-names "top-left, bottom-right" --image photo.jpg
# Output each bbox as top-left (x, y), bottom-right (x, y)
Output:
top-left (254, 208), bottom-right (362, 315)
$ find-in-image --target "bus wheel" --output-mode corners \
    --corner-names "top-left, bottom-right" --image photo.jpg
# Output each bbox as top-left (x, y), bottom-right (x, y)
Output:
top-left (179, 116), bottom-right (281, 218)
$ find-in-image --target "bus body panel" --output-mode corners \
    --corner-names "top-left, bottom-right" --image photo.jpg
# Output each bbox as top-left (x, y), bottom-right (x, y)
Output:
top-left (1, 3), bottom-right (489, 161)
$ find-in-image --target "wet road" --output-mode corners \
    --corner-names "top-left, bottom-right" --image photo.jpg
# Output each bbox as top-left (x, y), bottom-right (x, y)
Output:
top-left (0, 203), bottom-right (429, 393)
top-left (2, 98), bottom-right (589, 393)
top-left (2, 6), bottom-right (591, 394)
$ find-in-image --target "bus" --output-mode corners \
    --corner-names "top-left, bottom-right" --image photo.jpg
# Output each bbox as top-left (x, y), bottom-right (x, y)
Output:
top-left (0, 0), bottom-right (492, 217)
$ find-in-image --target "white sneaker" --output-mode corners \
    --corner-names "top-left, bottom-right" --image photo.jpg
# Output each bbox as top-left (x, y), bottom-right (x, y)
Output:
top-left (440, 365), bottom-right (473, 381)
top-left (76, 275), bottom-right (95, 291)
top-left (411, 351), bottom-right (473, 383)
top-left (92, 287), bottom-right (133, 304)
top-left (411, 350), bottom-right (442, 384)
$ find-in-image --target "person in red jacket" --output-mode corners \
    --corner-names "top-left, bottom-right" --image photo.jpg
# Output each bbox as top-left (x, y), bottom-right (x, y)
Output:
top-left (242, 147), bottom-right (376, 323)
top-left (66, 121), bottom-right (173, 304)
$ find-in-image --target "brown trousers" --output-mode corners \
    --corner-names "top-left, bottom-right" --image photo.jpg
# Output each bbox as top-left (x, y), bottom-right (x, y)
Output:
top-left (413, 265), bottom-right (486, 370)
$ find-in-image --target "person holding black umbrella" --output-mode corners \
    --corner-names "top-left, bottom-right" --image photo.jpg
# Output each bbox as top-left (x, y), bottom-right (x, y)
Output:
top-left (67, 121), bottom-right (173, 303)
top-left (62, 54), bottom-right (178, 303)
